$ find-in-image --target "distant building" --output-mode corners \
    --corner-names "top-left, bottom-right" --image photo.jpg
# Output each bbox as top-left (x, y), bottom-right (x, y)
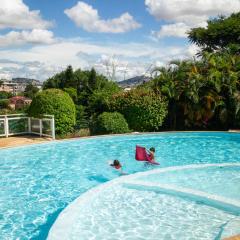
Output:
top-left (123, 87), bottom-right (132, 92)
top-left (9, 96), bottom-right (32, 110)
top-left (0, 80), bottom-right (19, 95)
top-left (0, 78), bottom-right (42, 95)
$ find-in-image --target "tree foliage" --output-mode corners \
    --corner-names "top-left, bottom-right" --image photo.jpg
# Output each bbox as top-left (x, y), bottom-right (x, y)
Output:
top-left (43, 66), bottom-right (121, 131)
top-left (109, 88), bottom-right (168, 131)
top-left (188, 12), bottom-right (240, 53)
top-left (63, 87), bottom-right (77, 102)
top-left (39, 12), bottom-right (240, 135)
top-left (24, 83), bottom-right (39, 99)
top-left (28, 89), bottom-right (76, 135)
top-left (0, 99), bottom-right (9, 109)
top-left (152, 51), bottom-right (240, 129)
top-left (0, 91), bottom-right (12, 100)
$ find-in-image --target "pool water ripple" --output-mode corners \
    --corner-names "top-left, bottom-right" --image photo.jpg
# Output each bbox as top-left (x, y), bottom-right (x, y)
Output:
top-left (1, 132), bottom-right (240, 239)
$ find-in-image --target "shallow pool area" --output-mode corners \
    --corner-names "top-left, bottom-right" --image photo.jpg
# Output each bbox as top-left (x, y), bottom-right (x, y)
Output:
top-left (137, 165), bottom-right (240, 201)
top-left (48, 164), bottom-right (240, 240)
top-left (1, 132), bottom-right (240, 239)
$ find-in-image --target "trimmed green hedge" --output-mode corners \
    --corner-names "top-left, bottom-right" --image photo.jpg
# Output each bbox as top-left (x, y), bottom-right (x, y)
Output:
top-left (109, 88), bottom-right (168, 131)
top-left (93, 112), bottom-right (129, 134)
top-left (28, 89), bottom-right (76, 135)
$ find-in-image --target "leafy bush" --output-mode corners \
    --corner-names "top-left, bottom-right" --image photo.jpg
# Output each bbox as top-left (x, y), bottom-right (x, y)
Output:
top-left (109, 88), bottom-right (168, 131)
top-left (92, 112), bottom-right (129, 134)
top-left (75, 105), bottom-right (88, 129)
top-left (28, 89), bottom-right (76, 135)
top-left (24, 83), bottom-right (39, 99)
top-left (0, 91), bottom-right (12, 100)
top-left (88, 83), bottom-right (121, 114)
top-left (62, 128), bottom-right (91, 139)
top-left (64, 87), bottom-right (77, 103)
top-left (0, 99), bottom-right (9, 109)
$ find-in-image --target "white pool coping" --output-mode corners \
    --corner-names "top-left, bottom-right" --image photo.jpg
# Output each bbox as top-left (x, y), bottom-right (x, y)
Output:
top-left (48, 163), bottom-right (240, 240)
top-left (1, 130), bottom-right (239, 150)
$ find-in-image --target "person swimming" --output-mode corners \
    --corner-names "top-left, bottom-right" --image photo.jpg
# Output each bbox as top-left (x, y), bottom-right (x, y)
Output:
top-left (109, 160), bottom-right (127, 175)
top-left (148, 147), bottom-right (156, 161)
top-left (146, 147), bottom-right (159, 165)
top-left (110, 159), bottom-right (122, 170)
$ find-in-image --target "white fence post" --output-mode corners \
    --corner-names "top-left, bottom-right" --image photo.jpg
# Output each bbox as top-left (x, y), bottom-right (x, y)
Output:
top-left (28, 117), bottom-right (31, 133)
top-left (39, 119), bottom-right (42, 137)
top-left (51, 116), bottom-right (55, 140)
top-left (4, 116), bottom-right (9, 137)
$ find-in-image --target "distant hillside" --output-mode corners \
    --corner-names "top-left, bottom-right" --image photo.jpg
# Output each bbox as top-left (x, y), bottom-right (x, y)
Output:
top-left (12, 78), bottom-right (42, 85)
top-left (117, 75), bottom-right (151, 88)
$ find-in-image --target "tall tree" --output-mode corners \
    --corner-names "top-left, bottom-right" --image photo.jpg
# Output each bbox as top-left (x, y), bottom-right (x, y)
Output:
top-left (24, 83), bottom-right (39, 99)
top-left (64, 65), bottom-right (76, 88)
top-left (188, 12), bottom-right (240, 53)
top-left (88, 68), bottom-right (97, 91)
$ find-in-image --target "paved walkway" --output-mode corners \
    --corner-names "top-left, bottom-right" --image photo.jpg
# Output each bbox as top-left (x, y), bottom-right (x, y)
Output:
top-left (0, 135), bottom-right (51, 148)
top-left (224, 235), bottom-right (240, 240)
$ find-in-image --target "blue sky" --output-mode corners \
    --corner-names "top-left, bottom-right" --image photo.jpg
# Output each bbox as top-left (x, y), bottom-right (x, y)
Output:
top-left (0, 0), bottom-right (239, 81)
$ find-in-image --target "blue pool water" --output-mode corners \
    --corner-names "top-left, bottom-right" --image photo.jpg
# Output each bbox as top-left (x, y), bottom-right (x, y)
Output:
top-left (138, 165), bottom-right (240, 201)
top-left (52, 182), bottom-right (238, 240)
top-left (1, 132), bottom-right (240, 239)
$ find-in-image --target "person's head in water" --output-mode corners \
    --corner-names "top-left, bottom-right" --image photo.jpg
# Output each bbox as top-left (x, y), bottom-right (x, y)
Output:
top-left (150, 147), bottom-right (155, 153)
top-left (111, 160), bottom-right (121, 167)
top-left (149, 147), bottom-right (156, 161)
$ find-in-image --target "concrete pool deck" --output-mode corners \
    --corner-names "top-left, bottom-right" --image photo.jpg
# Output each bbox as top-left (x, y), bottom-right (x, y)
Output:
top-left (0, 135), bottom-right (51, 148)
top-left (224, 235), bottom-right (240, 240)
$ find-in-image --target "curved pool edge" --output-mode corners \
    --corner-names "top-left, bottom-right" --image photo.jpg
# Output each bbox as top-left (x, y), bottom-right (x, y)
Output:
top-left (1, 130), bottom-right (237, 150)
top-left (47, 163), bottom-right (240, 240)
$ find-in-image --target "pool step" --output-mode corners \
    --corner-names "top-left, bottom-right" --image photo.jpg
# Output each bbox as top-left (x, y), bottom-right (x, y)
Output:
top-left (123, 180), bottom-right (240, 215)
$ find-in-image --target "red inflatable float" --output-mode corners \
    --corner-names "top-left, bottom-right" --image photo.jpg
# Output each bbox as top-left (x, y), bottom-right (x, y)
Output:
top-left (135, 145), bottom-right (160, 165)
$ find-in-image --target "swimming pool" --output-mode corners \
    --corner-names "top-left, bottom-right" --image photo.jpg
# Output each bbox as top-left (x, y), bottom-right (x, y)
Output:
top-left (48, 164), bottom-right (240, 240)
top-left (1, 132), bottom-right (240, 239)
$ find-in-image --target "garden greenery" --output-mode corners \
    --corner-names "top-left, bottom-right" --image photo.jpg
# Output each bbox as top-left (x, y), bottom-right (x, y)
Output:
top-left (109, 88), bottom-right (168, 131)
top-left (93, 112), bottom-right (129, 134)
top-left (28, 12), bottom-right (240, 136)
top-left (28, 89), bottom-right (76, 135)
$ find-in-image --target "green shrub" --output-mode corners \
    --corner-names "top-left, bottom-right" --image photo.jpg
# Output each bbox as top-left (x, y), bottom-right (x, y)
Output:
top-left (62, 128), bottom-right (91, 139)
top-left (75, 105), bottom-right (89, 129)
top-left (0, 91), bottom-right (12, 100)
top-left (64, 87), bottom-right (77, 103)
top-left (28, 89), bottom-right (76, 135)
top-left (88, 83), bottom-right (121, 114)
top-left (93, 112), bottom-right (129, 134)
top-left (109, 88), bottom-right (168, 131)
top-left (0, 99), bottom-right (9, 109)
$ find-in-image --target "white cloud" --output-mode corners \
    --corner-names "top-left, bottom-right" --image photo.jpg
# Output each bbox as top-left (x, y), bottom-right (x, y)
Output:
top-left (0, 60), bottom-right (63, 81)
top-left (0, 29), bottom-right (55, 47)
top-left (64, 1), bottom-right (141, 33)
top-left (152, 22), bottom-right (189, 39)
top-left (187, 44), bottom-right (201, 56)
top-left (0, 0), bottom-right (52, 30)
top-left (146, 0), bottom-right (240, 39)
top-left (0, 38), bottom-right (198, 81)
top-left (0, 72), bottom-right (11, 80)
top-left (145, 0), bottom-right (240, 24)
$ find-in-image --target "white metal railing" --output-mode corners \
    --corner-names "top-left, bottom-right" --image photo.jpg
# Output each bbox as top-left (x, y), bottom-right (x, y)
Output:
top-left (0, 114), bottom-right (55, 139)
